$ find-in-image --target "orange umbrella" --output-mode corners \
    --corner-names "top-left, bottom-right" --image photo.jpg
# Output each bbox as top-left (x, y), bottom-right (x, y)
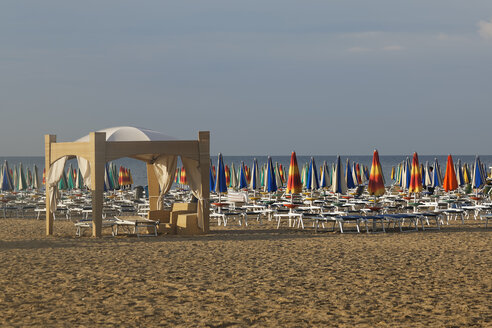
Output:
top-left (368, 149), bottom-right (385, 196)
top-left (408, 152), bottom-right (423, 194)
top-left (442, 154), bottom-right (458, 192)
top-left (285, 151), bottom-right (302, 195)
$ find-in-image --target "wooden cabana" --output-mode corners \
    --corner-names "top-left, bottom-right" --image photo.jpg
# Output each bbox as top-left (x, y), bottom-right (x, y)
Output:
top-left (45, 127), bottom-right (210, 237)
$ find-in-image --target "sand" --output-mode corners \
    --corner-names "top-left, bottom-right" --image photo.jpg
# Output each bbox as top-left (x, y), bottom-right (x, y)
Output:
top-left (0, 218), bottom-right (490, 327)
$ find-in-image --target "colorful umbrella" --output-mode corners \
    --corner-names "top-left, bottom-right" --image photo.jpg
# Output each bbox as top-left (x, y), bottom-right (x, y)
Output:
top-left (1, 161), bottom-right (13, 191)
top-left (368, 149), bottom-right (385, 196)
top-left (229, 162), bottom-right (237, 189)
top-left (275, 162), bottom-right (283, 189)
top-left (285, 152), bottom-right (302, 195)
top-left (442, 154), bottom-right (458, 192)
top-left (17, 163), bottom-right (28, 191)
top-left (408, 152), bottom-right (423, 194)
top-left (455, 159), bottom-right (464, 187)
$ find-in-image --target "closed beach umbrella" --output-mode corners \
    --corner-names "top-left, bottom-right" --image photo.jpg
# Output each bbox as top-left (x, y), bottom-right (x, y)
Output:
top-left (32, 165), bottom-right (40, 190)
top-left (408, 152), bottom-right (423, 194)
top-left (431, 158), bottom-right (442, 188)
top-left (471, 155), bottom-right (485, 189)
top-left (345, 159), bottom-right (356, 189)
top-left (455, 159), bottom-right (464, 187)
top-left (18, 163), bottom-right (28, 191)
top-left (265, 156), bottom-right (277, 193)
top-left (215, 153), bottom-right (228, 204)
top-left (67, 164), bottom-right (76, 190)
top-left (275, 162), bottom-right (283, 189)
top-left (209, 164), bottom-right (215, 192)
top-left (225, 165), bottom-right (230, 187)
top-left (76, 168), bottom-right (84, 189)
top-left (285, 152), bottom-right (302, 196)
top-left (306, 157), bottom-right (319, 191)
top-left (229, 162), bottom-right (237, 189)
top-left (368, 149), bottom-right (385, 197)
top-left (238, 162), bottom-right (248, 189)
top-left (423, 161), bottom-right (432, 187)
top-left (320, 161), bottom-right (331, 189)
top-left (1, 161), bottom-right (13, 191)
top-left (442, 154), bottom-right (458, 192)
top-left (332, 155), bottom-right (347, 196)
top-left (249, 158), bottom-right (260, 192)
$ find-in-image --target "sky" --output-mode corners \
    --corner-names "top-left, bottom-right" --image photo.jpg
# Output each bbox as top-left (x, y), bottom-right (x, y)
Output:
top-left (1, 0), bottom-right (492, 156)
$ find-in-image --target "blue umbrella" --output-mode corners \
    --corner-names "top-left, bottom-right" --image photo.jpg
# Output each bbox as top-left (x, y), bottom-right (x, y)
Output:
top-left (472, 155), bottom-right (484, 190)
top-left (455, 159), bottom-right (464, 187)
top-left (215, 153), bottom-right (228, 194)
top-left (431, 158), bottom-right (442, 188)
top-left (265, 156), bottom-right (277, 193)
top-left (306, 157), bottom-right (319, 191)
top-left (345, 158), bottom-right (356, 189)
top-left (1, 161), bottom-right (13, 191)
top-left (320, 161), bottom-right (330, 189)
top-left (238, 162), bottom-right (248, 189)
top-left (209, 161), bottom-right (216, 192)
top-left (332, 155), bottom-right (347, 196)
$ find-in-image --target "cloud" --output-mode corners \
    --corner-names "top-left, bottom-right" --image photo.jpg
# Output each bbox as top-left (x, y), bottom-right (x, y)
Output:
top-left (347, 46), bottom-right (371, 53)
top-left (478, 18), bottom-right (492, 39)
top-left (382, 45), bottom-right (403, 51)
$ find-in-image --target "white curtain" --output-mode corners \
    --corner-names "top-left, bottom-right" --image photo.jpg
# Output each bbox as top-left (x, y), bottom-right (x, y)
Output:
top-left (77, 156), bottom-right (91, 187)
top-left (181, 156), bottom-right (206, 230)
top-left (152, 155), bottom-right (177, 210)
top-left (47, 156), bottom-right (67, 213)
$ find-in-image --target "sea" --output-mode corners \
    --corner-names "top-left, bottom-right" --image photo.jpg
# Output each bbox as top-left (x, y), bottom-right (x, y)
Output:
top-left (1, 155), bottom-right (491, 188)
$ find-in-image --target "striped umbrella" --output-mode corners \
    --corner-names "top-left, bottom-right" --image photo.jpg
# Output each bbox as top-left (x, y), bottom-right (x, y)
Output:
top-left (332, 155), bottom-right (347, 196)
top-left (442, 154), bottom-right (458, 192)
top-left (368, 149), bottom-right (385, 197)
top-left (285, 151), bottom-right (302, 196)
top-left (209, 162), bottom-right (215, 192)
top-left (408, 152), bottom-right (423, 194)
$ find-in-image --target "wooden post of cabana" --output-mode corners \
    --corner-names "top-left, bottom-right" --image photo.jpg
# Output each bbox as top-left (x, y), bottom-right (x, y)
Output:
top-left (45, 134), bottom-right (56, 236)
top-left (45, 127), bottom-right (210, 237)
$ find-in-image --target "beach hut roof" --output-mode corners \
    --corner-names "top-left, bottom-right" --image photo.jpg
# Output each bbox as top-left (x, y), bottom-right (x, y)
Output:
top-left (75, 126), bottom-right (176, 143)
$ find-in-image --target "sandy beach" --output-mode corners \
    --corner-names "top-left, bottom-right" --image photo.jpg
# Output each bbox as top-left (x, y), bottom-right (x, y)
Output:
top-left (0, 218), bottom-right (490, 327)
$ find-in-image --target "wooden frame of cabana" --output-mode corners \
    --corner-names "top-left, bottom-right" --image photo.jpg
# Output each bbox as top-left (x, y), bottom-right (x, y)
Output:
top-left (45, 131), bottom-right (210, 237)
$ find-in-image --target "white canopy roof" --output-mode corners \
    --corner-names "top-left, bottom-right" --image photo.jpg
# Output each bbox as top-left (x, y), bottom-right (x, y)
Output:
top-left (75, 126), bottom-right (176, 142)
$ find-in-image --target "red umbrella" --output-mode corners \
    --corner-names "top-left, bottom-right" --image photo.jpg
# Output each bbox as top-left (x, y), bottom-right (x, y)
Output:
top-left (408, 152), bottom-right (423, 194)
top-left (442, 154), bottom-right (458, 192)
top-left (368, 149), bottom-right (385, 196)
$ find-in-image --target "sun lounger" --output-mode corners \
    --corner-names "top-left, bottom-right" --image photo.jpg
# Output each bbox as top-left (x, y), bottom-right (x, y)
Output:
top-left (75, 218), bottom-right (117, 237)
top-left (113, 216), bottom-right (159, 237)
